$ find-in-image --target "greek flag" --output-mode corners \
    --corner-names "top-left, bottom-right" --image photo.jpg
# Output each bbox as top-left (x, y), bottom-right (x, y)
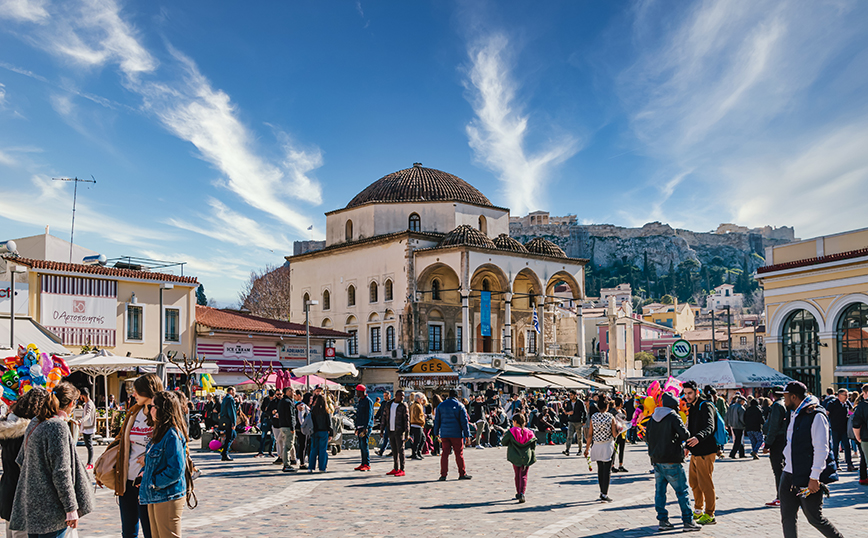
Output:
top-left (532, 308), bottom-right (540, 333)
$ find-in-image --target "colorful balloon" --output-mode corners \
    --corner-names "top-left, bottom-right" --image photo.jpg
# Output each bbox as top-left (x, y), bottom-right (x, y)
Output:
top-left (52, 356), bottom-right (71, 377)
top-left (208, 439), bottom-right (222, 451)
top-left (2, 370), bottom-right (19, 390)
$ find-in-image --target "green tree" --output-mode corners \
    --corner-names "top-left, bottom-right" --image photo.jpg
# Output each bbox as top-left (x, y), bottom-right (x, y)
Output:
top-left (635, 351), bottom-right (656, 367)
top-left (660, 294), bottom-right (674, 305)
top-left (196, 284), bottom-right (207, 306)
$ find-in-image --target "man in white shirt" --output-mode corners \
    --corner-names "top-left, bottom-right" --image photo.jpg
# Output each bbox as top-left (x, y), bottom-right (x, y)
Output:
top-left (779, 381), bottom-right (843, 538)
top-left (79, 388), bottom-right (97, 470)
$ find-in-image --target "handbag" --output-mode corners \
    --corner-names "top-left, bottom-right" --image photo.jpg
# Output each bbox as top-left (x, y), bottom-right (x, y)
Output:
top-left (93, 442), bottom-right (120, 491)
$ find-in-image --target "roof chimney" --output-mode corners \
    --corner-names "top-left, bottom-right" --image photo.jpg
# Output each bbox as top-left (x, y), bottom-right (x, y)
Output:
top-left (413, 162), bottom-right (422, 168)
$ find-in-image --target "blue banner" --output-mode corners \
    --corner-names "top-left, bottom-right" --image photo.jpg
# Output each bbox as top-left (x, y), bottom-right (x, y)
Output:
top-left (480, 291), bottom-right (491, 336)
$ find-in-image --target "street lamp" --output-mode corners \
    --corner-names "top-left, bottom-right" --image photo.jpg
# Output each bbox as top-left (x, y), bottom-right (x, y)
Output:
top-left (158, 283), bottom-right (174, 385)
top-left (8, 265), bottom-right (26, 349)
top-left (304, 299), bottom-right (319, 390)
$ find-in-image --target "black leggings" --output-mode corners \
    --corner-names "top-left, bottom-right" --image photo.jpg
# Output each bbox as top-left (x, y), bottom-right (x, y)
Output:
top-left (82, 433), bottom-right (94, 465)
top-left (615, 436), bottom-right (625, 466)
top-left (411, 427), bottom-right (424, 457)
top-left (597, 460), bottom-right (612, 495)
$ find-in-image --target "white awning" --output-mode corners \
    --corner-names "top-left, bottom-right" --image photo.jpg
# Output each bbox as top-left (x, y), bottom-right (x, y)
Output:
top-left (565, 375), bottom-right (612, 390)
top-left (0, 316), bottom-right (69, 355)
top-left (499, 375), bottom-right (553, 389)
top-left (534, 374), bottom-right (589, 389)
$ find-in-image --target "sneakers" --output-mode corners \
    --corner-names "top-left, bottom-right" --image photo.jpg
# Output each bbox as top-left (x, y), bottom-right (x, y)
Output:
top-left (394, 470), bottom-right (406, 477)
top-left (86, 464), bottom-right (93, 471)
top-left (599, 494), bottom-right (613, 502)
top-left (438, 476), bottom-right (447, 481)
top-left (859, 479), bottom-right (868, 486)
top-left (562, 449), bottom-right (570, 456)
top-left (359, 465), bottom-right (371, 471)
top-left (282, 466), bottom-right (297, 473)
top-left (658, 520), bottom-right (676, 531)
top-left (547, 441), bottom-right (555, 445)
top-left (518, 494), bottom-right (526, 503)
top-left (354, 464), bottom-right (365, 471)
top-left (458, 474), bottom-right (472, 480)
top-left (386, 469), bottom-right (398, 475)
top-left (299, 464), bottom-right (307, 470)
top-left (618, 466), bottom-right (628, 473)
top-left (611, 467), bottom-right (620, 473)
top-left (696, 514), bottom-right (716, 525)
top-left (692, 510), bottom-right (702, 520)
top-left (682, 521), bottom-right (701, 532)
top-left (475, 445), bottom-right (485, 450)
top-left (765, 499), bottom-right (780, 507)
top-left (273, 457), bottom-right (283, 465)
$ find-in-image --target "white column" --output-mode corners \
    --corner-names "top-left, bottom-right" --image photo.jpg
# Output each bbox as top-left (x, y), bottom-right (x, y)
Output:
top-left (461, 289), bottom-right (470, 354)
top-left (537, 296), bottom-right (545, 358)
top-left (577, 306), bottom-right (586, 364)
top-left (504, 293), bottom-right (513, 355)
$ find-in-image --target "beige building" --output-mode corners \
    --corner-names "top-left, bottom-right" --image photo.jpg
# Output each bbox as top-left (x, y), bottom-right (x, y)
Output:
top-left (642, 302), bottom-right (696, 333)
top-left (756, 227), bottom-right (868, 394)
top-left (287, 164), bottom-right (588, 381)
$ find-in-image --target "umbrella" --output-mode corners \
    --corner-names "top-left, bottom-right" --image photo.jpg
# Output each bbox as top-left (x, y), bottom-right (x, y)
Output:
top-left (66, 350), bottom-right (160, 436)
top-left (237, 374), bottom-right (346, 392)
top-left (292, 360), bottom-right (358, 379)
top-left (676, 360), bottom-right (794, 389)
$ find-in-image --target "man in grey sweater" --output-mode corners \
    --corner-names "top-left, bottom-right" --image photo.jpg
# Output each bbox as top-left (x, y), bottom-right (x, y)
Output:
top-left (725, 395), bottom-right (746, 458)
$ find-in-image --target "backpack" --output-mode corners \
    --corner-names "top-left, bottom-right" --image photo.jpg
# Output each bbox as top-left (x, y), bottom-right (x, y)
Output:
top-left (705, 401), bottom-right (727, 447)
top-left (300, 411), bottom-right (314, 437)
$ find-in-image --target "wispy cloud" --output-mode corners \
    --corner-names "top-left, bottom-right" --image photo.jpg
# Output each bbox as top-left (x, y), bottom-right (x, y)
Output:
top-left (617, 0), bottom-right (868, 236)
top-left (0, 0), bottom-right (49, 23)
top-left (464, 33), bottom-right (579, 214)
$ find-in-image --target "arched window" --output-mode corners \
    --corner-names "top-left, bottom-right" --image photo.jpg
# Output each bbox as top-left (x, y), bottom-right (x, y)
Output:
top-left (386, 326), bottom-right (395, 352)
top-left (431, 279), bottom-right (441, 301)
top-left (478, 215), bottom-right (487, 235)
top-left (370, 281), bottom-right (378, 303)
top-left (838, 303), bottom-right (868, 366)
top-left (528, 287), bottom-right (536, 309)
top-left (346, 220), bottom-right (354, 241)
top-left (302, 292), bottom-right (310, 309)
top-left (782, 310), bottom-right (820, 394)
top-left (321, 318), bottom-right (332, 328)
top-left (347, 285), bottom-right (356, 307)
top-left (482, 278), bottom-right (490, 292)
top-left (384, 279), bottom-right (393, 301)
top-left (322, 290), bottom-right (330, 310)
top-left (409, 213), bottom-right (421, 232)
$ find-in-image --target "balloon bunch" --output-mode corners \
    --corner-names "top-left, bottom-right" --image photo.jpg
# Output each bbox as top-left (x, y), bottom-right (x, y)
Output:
top-left (632, 376), bottom-right (685, 440)
top-left (199, 373), bottom-right (215, 393)
top-left (1, 344), bottom-right (70, 406)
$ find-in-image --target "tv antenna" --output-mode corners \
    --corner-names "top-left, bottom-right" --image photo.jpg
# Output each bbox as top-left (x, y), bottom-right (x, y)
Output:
top-left (52, 176), bottom-right (96, 262)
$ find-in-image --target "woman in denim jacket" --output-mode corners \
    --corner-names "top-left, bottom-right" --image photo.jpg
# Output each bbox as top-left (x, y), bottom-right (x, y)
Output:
top-left (140, 391), bottom-right (187, 538)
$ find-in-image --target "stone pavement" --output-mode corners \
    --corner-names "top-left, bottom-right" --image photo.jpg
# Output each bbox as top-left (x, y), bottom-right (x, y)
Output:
top-left (7, 442), bottom-right (866, 537)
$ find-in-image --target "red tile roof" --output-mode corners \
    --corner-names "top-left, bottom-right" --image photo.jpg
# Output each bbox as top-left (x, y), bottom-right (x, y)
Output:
top-left (757, 247), bottom-right (868, 274)
top-left (11, 257), bottom-right (199, 284)
top-left (196, 306), bottom-right (350, 338)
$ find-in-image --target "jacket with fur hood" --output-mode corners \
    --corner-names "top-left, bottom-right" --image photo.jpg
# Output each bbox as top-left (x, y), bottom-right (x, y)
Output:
top-left (0, 414), bottom-right (30, 521)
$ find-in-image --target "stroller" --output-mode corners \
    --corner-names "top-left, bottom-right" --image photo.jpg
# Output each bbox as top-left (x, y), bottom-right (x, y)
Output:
top-left (328, 414), bottom-right (344, 456)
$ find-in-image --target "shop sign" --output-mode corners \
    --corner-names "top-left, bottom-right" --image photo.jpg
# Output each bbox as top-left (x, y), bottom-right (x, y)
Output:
top-left (223, 342), bottom-right (254, 358)
top-left (280, 344), bottom-right (323, 360)
top-left (325, 347), bottom-right (335, 358)
top-left (40, 293), bottom-right (114, 329)
top-left (411, 358), bottom-right (452, 374)
top-left (0, 282), bottom-right (28, 315)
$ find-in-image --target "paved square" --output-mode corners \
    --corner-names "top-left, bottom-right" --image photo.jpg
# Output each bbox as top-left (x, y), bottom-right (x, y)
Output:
top-left (15, 443), bottom-right (866, 537)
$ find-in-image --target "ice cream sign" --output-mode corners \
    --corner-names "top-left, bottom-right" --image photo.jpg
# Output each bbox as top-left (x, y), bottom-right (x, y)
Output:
top-left (223, 342), bottom-right (254, 358)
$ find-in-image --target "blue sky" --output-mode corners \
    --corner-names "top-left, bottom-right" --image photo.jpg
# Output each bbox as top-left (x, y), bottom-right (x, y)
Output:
top-left (2, 0), bottom-right (868, 305)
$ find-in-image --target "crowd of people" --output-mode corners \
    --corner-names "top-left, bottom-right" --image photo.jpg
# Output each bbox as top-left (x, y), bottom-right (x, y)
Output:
top-left (0, 375), bottom-right (866, 537)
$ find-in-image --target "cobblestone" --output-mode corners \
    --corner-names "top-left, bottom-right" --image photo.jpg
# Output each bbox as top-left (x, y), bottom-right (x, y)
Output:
top-left (7, 443), bottom-right (865, 537)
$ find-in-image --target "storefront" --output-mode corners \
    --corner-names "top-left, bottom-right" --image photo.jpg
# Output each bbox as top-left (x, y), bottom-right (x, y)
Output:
top-left (398, 357), bottom-right (459, 395)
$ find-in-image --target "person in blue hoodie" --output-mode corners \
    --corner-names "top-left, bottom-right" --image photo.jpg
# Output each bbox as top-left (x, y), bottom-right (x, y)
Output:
top-left (353, 385), bottom-right (374, 471)
top-left (140, 391), bottom-right (188, 538)
top-left (433, 390), bottom-right (472, 481)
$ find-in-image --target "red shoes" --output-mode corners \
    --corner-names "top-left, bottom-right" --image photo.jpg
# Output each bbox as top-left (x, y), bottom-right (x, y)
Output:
top-left (859, 479), bottom-right (868, 486)
top-left (355, 464), bottom-right (371, 471)
top-left (765, 499), bottom-right (780, 507)
top-left (386, 469), bottom-right (398, 475)
top-left (394, 470), bottom-right (406, 477)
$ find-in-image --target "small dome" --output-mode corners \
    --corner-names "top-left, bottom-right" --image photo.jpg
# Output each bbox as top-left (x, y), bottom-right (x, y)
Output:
top-left (439, 225), bottom-right (497, 249)
top-left (525, 237), bottom-right (567, 258)
top-left (493, 233), bottom-right (528, 253)
top-left (346, 164), bottom-right (494, 209)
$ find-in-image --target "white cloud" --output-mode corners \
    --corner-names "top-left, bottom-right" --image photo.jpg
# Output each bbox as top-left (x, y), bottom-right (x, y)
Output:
top-left (0, 83), bottom-right (6, 107)
top-left (0, 0), bottom-right (49, 23)
top-left (464, 34), bottom-right (579, 214)
top-left (617, 0), bottom-right (868, 235)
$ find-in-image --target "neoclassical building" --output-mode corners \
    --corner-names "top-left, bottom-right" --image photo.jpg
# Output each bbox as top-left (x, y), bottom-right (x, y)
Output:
top-left (757, 227), bottom-right (868, 394)
top-left (287, 164), bottom-right (587, 367)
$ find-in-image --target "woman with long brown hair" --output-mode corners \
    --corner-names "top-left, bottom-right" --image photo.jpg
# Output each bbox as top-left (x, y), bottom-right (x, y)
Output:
top-left (10, 382), bottom-right (94, 536)
top-left (140, 391), bottom-right (187, 538)
top-left (99, 373), bottom-right (164, 538)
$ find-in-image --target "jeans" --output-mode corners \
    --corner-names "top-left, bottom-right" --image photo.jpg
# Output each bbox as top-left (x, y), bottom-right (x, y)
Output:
top-left (82, 433), bottom-right (94, 465)
top-left (729, 429), bottom-right (745, 458)
top-left (513, 465), bottom-right (529, 495)
top-left (745, 430), bottom-right (764, 456)
top-left (779, 472), bottom-right (844, 538)
top-left (390, 431), bottom-right (406, 471)
top-left (119, 480), bottom-right (152, 538)
top-left (358, 428), bottom-right (370, 466)
top-left (653, 463), bottom-right (693, 525)
top-left (565, 422), bottom-right (582, 453)
top-left (378, 431), bottom-right (390, 454)
top-left (280, 428), bottom-right (296, 466)
top-left (309, 430), bottom-right (329, 472)
top-left (221, 422), bottom-right (236, 456)
top-left (259, 422), bottom-right (274, 454)
top-left (830, 429), bottom-right (852, 468)
top-left (440, 437), bottom-right (467, 477)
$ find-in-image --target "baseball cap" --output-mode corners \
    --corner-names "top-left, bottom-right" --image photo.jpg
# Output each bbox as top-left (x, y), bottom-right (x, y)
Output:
top-left (770, 386), bottom-right (785, 396)
top-left (783, 381), bottom-right (807, 398)
top-left (355, 384), bottom-right (367, 392)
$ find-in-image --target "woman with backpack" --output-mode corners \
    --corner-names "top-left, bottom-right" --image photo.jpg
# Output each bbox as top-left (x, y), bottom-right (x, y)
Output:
top-left (140, 391), bottom-right (188, 538)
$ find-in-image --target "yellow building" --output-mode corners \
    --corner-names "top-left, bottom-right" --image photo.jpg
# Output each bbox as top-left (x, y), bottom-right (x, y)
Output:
top-left (756, 227), bottom-right (868, 394)
top-left (642, 302), bottom-right (696, 333)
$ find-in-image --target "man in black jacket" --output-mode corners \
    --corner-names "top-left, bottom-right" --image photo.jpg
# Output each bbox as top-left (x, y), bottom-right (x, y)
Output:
top-left (763, 386), bottom-right (788, 506)
top-left (376, 391), bottom-right (392, 457)
top-left (562, 391), bottom-right (586, 456)
top-left (647, 393), bottom-right (700, 532)
top-left (827, 388), bottom-right (854, 472)
top-left (383, 390), bottom-right (410, 476)
top-left (277, 387), bottom-right (298, 473)
top-left (683, 381), bottom-right (718, 525)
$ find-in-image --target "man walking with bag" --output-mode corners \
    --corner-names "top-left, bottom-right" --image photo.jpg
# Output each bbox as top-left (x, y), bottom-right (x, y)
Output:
top-left (779, 381), bottom-right (844, 538)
